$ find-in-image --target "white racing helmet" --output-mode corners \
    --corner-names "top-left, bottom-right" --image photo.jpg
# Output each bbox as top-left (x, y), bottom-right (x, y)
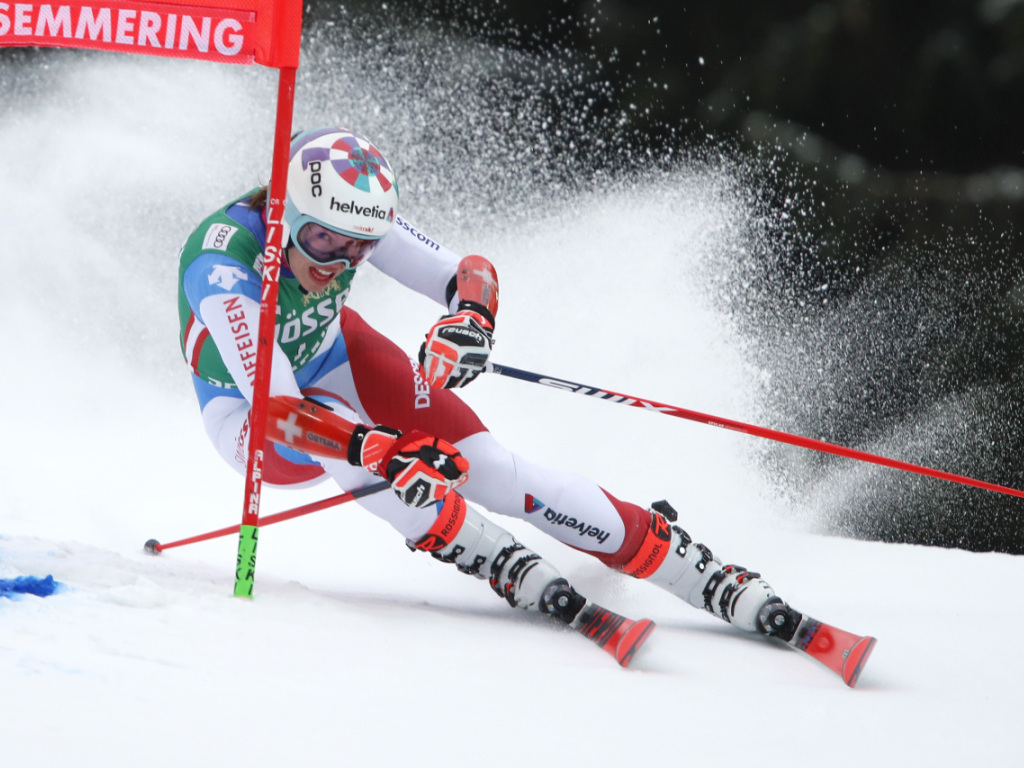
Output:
top-left (284, 128), bottom-right (399, 264)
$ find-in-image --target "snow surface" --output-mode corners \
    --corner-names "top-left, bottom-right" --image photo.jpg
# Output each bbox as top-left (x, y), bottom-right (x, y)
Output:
top-left (2, 51), bottom-right (1022, 768)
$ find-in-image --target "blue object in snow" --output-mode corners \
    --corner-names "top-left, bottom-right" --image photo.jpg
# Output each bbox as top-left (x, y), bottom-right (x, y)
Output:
top-left (0, 575), bottom-right (62, 598)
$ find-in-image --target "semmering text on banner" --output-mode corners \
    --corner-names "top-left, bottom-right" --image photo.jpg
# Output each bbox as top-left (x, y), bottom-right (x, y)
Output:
top-left (0, 0), bottom-right (300, 66)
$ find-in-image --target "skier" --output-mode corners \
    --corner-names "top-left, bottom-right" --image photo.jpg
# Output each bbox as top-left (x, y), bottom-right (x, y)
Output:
top-left (177, 127), bottom-right (801, 656)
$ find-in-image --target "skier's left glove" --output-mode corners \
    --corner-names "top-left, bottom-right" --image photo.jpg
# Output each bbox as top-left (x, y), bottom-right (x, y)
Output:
top-left (418, 310), bottom-right (494, 390)
top-left (350, 426), bottom-right (469, 508)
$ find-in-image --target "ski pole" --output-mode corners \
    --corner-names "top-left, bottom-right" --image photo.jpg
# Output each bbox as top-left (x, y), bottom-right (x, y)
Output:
top-left (485, 362), bottom-right (1024, 501)
top-left (145, 481), bottom-right (390, 554)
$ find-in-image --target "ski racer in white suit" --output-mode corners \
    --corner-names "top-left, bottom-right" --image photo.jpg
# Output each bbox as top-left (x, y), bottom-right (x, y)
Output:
top-left (177, 127), bottom-right (801, 644)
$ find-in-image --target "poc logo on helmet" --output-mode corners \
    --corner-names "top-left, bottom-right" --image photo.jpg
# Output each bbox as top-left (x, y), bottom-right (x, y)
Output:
top-left (308, 160), bottom-right (323, 198)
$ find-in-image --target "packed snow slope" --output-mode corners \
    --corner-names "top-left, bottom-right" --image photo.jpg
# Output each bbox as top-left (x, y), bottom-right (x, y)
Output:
top-left (1, 52), bottom-right (1022, 767)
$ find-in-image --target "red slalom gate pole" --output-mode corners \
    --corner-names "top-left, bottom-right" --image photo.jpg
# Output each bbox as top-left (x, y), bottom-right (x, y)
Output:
top-left (233, 66), bottom-right (297, 597)
top-left (146, 482), bottom-right (390, 554)
top-left (486, 362), bottom-right (1024, 501)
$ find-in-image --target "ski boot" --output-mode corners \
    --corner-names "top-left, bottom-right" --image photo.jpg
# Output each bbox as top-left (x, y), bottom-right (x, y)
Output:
top-left (623, 500), bottom-right (795, 636)
top-left (407, 493), bottom-right (582, 618)
top-left (408, 493), bottom-right (657, 666)
top-left (622, 501), bottom-right (877, 685)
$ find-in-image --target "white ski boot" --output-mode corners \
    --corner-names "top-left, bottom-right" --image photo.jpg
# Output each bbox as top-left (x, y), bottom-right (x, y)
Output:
top-left (624, 500), bottom-right (795, 636)
top-left (407, 493), bottom-right (587, 623)
top-left (407, 494), bottom-right (659, 667)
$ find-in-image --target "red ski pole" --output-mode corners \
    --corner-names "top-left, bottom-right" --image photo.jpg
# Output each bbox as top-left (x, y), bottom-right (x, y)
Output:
top-left (145, 481), bottom-right (390, 554)
top-left (485, 362), bottom-right (1024, 501)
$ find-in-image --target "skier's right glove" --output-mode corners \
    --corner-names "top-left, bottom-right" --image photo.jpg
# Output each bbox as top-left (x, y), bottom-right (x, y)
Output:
top-left (349, 425), bottom-right (469, 508)
top-left (418, 310), bottom-right (494, 390)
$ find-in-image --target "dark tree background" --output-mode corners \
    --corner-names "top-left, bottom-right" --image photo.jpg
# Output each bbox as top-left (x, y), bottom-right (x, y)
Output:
top-left (450, 1), bottom-right (1024, 172)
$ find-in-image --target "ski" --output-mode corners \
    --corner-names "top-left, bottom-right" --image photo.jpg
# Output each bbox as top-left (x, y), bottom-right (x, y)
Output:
top-left (782, 613), bottom-right (877, 687)
top-left (571, 601), bottom-right (656, 668)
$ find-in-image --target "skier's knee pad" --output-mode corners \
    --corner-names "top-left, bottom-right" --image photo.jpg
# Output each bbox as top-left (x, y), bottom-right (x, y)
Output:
top-left (622, 500), bottom-right (776, 633)
top-left (408, 494), bottom-right (578, 618)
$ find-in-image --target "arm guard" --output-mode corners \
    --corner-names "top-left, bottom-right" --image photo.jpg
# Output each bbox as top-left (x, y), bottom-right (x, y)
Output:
top-left (265, 395), bottom-right (403, 471)
top-left (265, 396), bottom-right (361, 463)
top-left (447, 254), bottom-right (499, 328)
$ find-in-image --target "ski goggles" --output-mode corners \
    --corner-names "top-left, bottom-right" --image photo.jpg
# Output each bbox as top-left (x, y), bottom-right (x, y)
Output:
top-left (294, 222), bottom-right (379, 268)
